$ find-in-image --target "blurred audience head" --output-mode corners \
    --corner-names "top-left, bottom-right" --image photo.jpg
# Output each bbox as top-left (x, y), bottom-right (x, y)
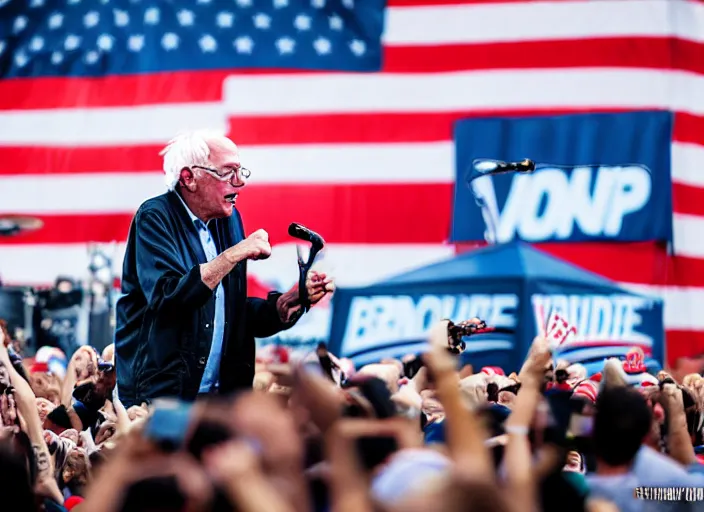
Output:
top-left (593, 386), bottom-right (651, 469)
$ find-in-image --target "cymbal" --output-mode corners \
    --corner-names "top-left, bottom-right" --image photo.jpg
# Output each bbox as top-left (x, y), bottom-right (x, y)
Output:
top-left (0, 216), bottom-right (44, 236)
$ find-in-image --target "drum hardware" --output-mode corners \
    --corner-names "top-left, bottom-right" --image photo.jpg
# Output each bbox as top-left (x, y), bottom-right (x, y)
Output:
top-left (86, 244), bottom-right (117, 352)
top-left (0, 215), bottom-right (43, 351)
top-left (0, 286), bottom-right (37, 354)
top-left (22, 287), bottom-right (35, 350)
top-left (31, 279), bottom-right (84, 356)
top-left (36, 304), bottom-right (82, 357)
top-left (0, 217), bottom-right (118, 353)
top-left (0, 215), bottom-right (44, 237)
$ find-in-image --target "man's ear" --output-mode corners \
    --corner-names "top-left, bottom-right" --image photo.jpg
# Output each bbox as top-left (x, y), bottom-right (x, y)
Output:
top-left (179, 167), bottom-right (197, 191)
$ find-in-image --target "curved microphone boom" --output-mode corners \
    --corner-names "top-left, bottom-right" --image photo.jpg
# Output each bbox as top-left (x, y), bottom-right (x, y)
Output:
top-left (288, 223), bottom-right (326, 317)
top-left (467, 158), bottom-right (536, 245)
top-left (288, 223), bottom-right (325, 250)
top-left (472, 158), bottom-right (536, 177)
top-left (0, 216), bottom-right (44, 237)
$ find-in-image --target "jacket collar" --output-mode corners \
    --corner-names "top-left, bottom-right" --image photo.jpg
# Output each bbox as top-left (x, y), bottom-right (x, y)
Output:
top-left (173, 189), bottom-right (202, 226)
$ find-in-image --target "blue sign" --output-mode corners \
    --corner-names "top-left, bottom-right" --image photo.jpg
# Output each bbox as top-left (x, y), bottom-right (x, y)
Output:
top-left (527, 285), bottom-right (664, 368)
top-left (451, 112), bottom-right (673, 244)
top-left (337, 290), bottom-right (518, 352)
top-left (328, 242), bottom-right (665, 372)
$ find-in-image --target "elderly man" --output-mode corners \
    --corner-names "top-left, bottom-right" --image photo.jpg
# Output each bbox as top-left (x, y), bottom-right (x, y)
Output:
top-left (114, 130), bottom-right (333, 407)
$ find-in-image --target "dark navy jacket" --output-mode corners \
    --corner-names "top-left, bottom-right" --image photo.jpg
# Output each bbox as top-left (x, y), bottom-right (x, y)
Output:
top-left (114, 191), bottom-right (295, 407)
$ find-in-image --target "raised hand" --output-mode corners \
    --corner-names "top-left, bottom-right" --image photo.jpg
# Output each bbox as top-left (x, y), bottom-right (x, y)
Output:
top-left (0, 321), bottom-right (10, 348)
top-left (305, 270), bottom-right (335, 305)
top-left (238, 229), bottom-right (272, 261)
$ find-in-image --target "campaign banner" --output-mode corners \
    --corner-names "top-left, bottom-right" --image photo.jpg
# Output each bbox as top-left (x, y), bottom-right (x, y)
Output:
top-left (327, 242), bottom-right (665, 371)
top-left (528, 285), bottom-right (664, 366)
top-left (451, 111), bottom-right (673, 244)
top-left (329, 285), bottom-right (521, 367)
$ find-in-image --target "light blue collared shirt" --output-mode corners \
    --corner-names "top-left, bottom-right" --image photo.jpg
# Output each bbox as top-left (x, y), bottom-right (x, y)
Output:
top-left (175, 193), bottom-right (225, 393)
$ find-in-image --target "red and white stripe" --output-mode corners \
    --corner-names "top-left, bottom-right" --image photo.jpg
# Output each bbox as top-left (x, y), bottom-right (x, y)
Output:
top-left (1, 0), bottom-right (704, 363)
top-left (573, 380), bottom-right (599, 403)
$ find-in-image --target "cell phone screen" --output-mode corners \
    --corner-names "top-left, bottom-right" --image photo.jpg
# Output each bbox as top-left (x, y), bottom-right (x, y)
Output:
top-left (143, 400), bottom-right (193, 451)
top-left (402, 357), bottom-right (424, 380)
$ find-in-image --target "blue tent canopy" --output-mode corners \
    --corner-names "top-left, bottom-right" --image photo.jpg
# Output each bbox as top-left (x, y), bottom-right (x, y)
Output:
top-left (328, 241), bottom-right (664, 373)
top-left (381, 241), bottom-right (618, 287)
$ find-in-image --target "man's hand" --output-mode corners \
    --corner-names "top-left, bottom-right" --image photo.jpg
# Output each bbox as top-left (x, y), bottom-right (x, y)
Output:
top-left (0, 389), bottom-right (18, 434)
top-left (523, 335), bottom-right (552, 378)
top-left (305, 271), bottom-right (334, 305)
top-left (0, 321), bottom-right (10, 348)
top-left (276, 271), bottom-right (335, 323)
top-left (661, 383), bottom-right (685, 414)
top-left (0, 327), bottom-right (5, 352)
top-left (230, 229), bottom-right (272, 262)
top-left (72, 346), bottom-right (98, 381)
top-left (202, 229), bottom-right (271, 290)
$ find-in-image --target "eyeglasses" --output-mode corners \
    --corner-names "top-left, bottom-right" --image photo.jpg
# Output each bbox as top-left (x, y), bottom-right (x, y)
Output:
top-left (192, 165), bottom-right (251, 185)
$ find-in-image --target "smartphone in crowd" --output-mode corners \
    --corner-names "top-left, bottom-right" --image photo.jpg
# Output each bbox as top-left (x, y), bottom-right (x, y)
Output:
top-left (402, 356), bottom-right (424, 380)
top-left (315, 343), bottom-right (336, 382)
top-left (143, 399), bottom-right (194, 452)
top-left (565, 407), bottom-right (595, 456)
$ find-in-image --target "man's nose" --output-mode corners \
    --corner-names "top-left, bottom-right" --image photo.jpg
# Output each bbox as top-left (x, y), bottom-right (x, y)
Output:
top-left (230, 179), bottom-right (246, 189)
top-left (230, 173), bottom-right (247, 188)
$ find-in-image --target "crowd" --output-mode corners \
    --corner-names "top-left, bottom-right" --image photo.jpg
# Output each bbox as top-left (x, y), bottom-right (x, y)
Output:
top-left (2, 316), bottom-right (704, 512)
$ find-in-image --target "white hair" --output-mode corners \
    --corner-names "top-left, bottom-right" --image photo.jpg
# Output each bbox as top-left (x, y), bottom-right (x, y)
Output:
top-left (159, 129), bottom-right (227, 191)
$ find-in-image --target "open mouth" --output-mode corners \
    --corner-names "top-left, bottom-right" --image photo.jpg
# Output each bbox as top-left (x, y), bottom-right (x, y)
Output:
top-left (224, 193), bottom-right (238, 205)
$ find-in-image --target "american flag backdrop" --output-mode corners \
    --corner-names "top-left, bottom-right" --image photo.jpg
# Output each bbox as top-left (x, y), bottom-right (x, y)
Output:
top-left (0, 0), bottom-right (703, 364)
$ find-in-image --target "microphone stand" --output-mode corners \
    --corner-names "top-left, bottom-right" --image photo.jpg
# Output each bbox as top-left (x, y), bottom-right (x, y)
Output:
top-left (288, 223), bottom-right (325, 319)
top-left (467, 158), bottom-right (536, 245)
top-left (86, 245), bottom-right (115, 351)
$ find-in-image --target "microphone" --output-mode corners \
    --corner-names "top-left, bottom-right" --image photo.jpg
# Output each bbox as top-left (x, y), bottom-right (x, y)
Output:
top-left (288, 223), bottom-right (326, 315)
top-left (473, 158), bottom-right (536, 176)
top-left (288, 223), bottom-right (325, 250)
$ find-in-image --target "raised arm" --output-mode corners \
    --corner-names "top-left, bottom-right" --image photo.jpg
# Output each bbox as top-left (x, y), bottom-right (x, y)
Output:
top-left (136, 211), bottom-right (271, 308)
top-left (0, 332), bottom-right (64, 504)
top-left (135, 210), bottom-right (214, 311)
top-left (503, 336), bottom-right (552, 512)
